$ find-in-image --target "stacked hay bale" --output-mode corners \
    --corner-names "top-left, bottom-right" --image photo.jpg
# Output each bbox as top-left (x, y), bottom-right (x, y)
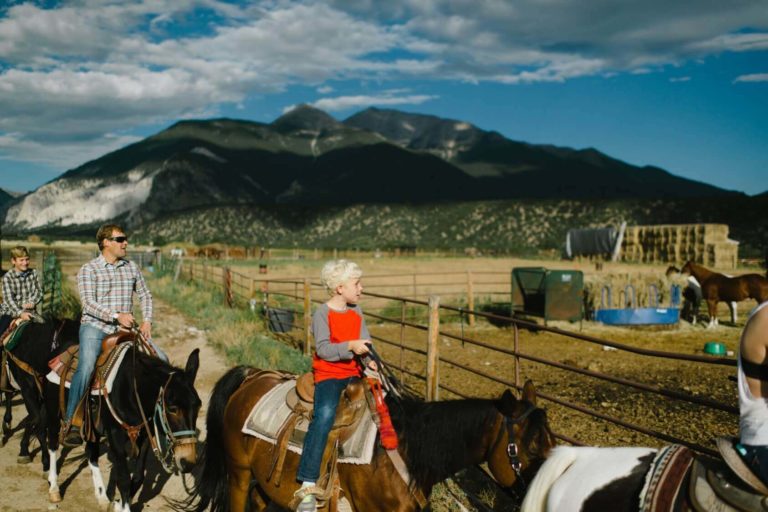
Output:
top-left (620, 224), bottom-right (738, 269)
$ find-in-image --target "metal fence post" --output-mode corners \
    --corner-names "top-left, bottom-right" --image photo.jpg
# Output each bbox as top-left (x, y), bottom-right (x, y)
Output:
top-left (426, 295), bottom-right (440, 401)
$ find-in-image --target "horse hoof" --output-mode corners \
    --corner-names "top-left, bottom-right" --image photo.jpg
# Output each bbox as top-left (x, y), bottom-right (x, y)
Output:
top-left (49, 490), bottom-right (62, 503)
top-left (17, 455), bottom-right (32, 464)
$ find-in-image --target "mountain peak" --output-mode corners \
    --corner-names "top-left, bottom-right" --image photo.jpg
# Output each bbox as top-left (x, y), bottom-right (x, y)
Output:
top-left (271, 104), bottom-right (341, 133)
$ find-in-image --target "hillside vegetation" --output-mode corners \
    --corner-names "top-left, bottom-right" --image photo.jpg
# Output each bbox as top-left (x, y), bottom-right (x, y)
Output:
top-left (131, 196), bottom-right (768, 257)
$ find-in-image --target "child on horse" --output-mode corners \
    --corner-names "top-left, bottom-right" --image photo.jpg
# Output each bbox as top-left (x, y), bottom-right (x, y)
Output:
top-left (0, 246), bottom-right (42, 336)
top-left (294, 259), bottom-right (376, 512)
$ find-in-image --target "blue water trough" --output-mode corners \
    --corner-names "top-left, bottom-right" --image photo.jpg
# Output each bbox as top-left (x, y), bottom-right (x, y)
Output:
top-left (594, 284), bottom-right (681, 326)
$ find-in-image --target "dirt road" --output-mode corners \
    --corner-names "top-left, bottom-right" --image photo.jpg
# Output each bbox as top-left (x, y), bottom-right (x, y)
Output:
top-left (0, 298), bottom-right (229, 512)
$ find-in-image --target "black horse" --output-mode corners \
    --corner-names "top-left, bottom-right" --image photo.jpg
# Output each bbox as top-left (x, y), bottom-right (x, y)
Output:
top-left (1, 319), bottom-right (80, 463)
top-left (43, 341), bottom-right (202, 510)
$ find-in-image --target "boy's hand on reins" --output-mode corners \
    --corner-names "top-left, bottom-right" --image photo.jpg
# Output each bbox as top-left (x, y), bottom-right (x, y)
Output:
top-left (348, 339), bottom-right (371, 355)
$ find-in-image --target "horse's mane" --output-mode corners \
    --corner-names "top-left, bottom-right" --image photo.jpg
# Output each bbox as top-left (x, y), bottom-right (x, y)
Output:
top-left (520, 446), bottom-right (581, 512)
top-left (388, 396), bottom-right (499, 489)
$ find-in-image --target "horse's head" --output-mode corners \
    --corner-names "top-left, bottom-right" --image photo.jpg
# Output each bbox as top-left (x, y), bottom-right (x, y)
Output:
top-left (680, 261), bottom-right (694, 275)
top-left (488, 380), bottom-right (556, 489)
top-left (156, 349), bottom-right (202, 473)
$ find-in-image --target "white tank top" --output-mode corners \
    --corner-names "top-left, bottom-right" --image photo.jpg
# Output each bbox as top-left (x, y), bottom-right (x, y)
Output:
top-left (738, 301), bottom-right (768, 445)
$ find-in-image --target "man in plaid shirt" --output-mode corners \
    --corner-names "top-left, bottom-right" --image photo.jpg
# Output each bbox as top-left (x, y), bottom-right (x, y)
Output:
top-left (0, 245), bottom-right (43, 335)
top-left (62, 223), bottom-right (162, 446)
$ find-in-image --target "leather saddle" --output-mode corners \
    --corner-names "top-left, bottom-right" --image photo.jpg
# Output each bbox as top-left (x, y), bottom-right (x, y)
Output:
top-left (271, 374), bottom-right (369, 510)
top-left (690, 455), bottom-right (768, 512)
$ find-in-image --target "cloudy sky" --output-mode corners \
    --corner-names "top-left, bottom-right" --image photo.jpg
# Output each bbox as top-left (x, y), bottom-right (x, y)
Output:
top-left (0, 0), bottom-right (766, 194)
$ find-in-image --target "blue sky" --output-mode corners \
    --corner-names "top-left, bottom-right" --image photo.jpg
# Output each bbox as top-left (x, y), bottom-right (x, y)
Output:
top-left (0, 0), bottom-right (766, 195)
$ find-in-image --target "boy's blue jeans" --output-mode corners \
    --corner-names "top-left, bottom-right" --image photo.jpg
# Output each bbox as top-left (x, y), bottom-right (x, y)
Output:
top-left (297, 377), bottom-right (354, 482)
top-left (65, 323), bottom-right (169, 422)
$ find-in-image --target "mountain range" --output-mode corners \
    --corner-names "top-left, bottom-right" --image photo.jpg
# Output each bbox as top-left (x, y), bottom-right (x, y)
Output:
top-left (2, 105), bottom-right (759, 252)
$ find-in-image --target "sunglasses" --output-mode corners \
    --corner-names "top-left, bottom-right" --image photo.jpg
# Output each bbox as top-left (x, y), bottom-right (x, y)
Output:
top-left (107, 236), bottom-right (128, 243)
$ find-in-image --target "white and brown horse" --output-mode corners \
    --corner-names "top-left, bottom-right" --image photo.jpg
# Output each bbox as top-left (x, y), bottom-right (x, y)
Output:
top-left (679, 261), bottom-right (768, 328)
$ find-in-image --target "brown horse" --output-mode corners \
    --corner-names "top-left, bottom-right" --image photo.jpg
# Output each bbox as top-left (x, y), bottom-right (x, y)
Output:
top-left (680, 261), bottom-right (768, 327)
top-left (185, 367), bottom-right (556, 512)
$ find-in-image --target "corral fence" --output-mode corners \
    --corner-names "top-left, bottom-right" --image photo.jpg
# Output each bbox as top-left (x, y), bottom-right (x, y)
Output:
top-left (162, 258), bottom-right (737, 459)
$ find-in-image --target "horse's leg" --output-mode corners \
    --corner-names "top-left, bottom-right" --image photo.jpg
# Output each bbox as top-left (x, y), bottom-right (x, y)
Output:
top-left (228, 465), bottom-right (252, 512)
top-left (106, 428), bottom-right (132, 512)
top-left (44, 385), bottom-right (62, 503)
top-left (86, 439), bottom-right (109, 507)
top-left (707, 299), bottom-right (718, 328)
top-left (129, 438), bottom-right (149, 499)
top-left (730, 301), bottom-right (738, 323)
top-left (16, 380), bottom-right (39, 463)
top-left (2, 391), bottom-right (12, 438)
top-left (247, 481), bottom-right (270, 512)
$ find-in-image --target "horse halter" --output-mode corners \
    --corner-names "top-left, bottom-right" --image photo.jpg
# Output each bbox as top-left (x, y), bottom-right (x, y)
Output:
top-left (499, 402), bottom-right (538, 490)
top-left (129, 332), bottom-right (198, 475)
top-left (151, 372), bottom-right (199, 474)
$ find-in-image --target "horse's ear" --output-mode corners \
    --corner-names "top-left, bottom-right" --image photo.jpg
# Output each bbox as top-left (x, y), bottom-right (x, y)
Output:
top-left (522, 380), bottom-right (537, 406)
top-left (185, 348), bottom-right (200, 383)
top-left (498, 389), bottom-right (517, 413)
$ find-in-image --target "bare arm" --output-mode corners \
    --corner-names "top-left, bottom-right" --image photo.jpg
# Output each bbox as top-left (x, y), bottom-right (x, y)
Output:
top-left (740, 305), bottom-right (768, 397)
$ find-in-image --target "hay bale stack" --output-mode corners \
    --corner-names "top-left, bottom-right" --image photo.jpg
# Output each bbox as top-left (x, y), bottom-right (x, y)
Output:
top-left (620, 223), bottom-right (738, 269)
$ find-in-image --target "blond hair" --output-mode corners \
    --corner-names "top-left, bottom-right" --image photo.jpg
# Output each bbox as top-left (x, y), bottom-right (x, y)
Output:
top-left (10, 246), bottom-right (30, 260)
top-left (320, 259), bottom-right (362, 296)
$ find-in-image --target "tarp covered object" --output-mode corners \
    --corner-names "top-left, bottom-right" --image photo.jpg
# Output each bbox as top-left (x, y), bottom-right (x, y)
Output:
top-left (565, 227), bottom-right (617, 259)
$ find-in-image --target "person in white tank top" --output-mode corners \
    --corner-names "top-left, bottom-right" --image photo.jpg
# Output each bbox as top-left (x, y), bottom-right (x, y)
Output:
top-left (736, 301), bottom-right (768, 485)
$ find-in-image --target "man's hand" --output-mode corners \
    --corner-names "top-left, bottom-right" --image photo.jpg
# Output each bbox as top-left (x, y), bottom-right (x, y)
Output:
top-left (139, 321), bottom-right (152, 339)
top-left (348, 339), bottom-right (371, 355)
top-left (19, 311), bottom-right (32, 321)
top-left (116, 312), bottom-right (135, 328)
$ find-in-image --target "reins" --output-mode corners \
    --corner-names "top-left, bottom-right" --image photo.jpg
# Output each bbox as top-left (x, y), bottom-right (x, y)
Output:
top-left (127, 328), bottom-right (197, 474)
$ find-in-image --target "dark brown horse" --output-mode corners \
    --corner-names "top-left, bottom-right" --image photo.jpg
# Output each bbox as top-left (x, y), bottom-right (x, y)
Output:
top-left (186, 367), bottom-right (556, 511)
top-left (680, 261), bottom-right (768, 327)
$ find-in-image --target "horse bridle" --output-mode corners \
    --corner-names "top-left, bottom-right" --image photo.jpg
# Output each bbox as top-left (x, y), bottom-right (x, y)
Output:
top-left (497, 402), bottom-right (538, 491)
top-left (129, 334), bottom-right (198, 475)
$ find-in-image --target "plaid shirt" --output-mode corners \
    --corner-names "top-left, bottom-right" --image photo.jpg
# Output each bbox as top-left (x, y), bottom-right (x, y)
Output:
top-left (78, 254), bottom-right (153, 333)
top-left (0, 268), bottom-right (43, 317)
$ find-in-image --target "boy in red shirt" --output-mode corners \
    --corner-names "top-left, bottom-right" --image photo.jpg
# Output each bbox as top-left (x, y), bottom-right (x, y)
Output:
top-left (294, 260), bottom-right (374, 512)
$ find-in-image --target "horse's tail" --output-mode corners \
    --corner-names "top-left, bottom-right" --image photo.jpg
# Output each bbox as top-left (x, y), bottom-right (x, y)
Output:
top-left (520, 446), bottom-right (580, 512)
top-left (182, 365), bottom-right (254, 512)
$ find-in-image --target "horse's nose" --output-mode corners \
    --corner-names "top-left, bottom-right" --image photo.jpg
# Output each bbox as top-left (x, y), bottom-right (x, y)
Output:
top-left (178, 458), bottom-right (196, 473)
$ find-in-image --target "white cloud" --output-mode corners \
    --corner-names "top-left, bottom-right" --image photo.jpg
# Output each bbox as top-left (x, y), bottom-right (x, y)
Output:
top-left (0, 0), bottom-right (767, 181)
top-left (309, 93), bottom-right (438, 112)
top-left (670, 76), bottom-right (692, 82)
top-left (734, 73), bottom-right (768, 83)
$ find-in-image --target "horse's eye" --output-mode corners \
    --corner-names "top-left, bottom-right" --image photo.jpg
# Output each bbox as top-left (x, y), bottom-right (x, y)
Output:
top-left (167, 405), bottom-right (180, 414)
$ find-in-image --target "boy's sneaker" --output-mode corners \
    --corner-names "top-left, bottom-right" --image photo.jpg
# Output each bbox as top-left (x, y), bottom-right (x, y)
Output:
top-left (293, 487), bottom-right (317, 512)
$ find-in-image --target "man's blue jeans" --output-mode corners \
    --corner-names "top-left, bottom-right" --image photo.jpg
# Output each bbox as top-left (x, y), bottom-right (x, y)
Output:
top-left (64, 323), bottom-right (168, 422)
top-left (296, 377), bottom-right (353, 482)
top-left (65, 323), bottom-right (104, 422)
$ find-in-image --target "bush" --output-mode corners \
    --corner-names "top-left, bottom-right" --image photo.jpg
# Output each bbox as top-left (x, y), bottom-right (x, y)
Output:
top-left (150, 275), bottom-right (311, 373)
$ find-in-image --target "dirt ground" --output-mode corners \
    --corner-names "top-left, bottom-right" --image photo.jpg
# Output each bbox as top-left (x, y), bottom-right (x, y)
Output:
top-left (0, 298), bottom-right (229, 512)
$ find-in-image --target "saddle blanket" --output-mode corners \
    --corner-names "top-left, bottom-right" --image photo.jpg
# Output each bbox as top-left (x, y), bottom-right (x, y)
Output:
top-left (45, 342), bottom-right (130, 396)
top-left (639, 444), bottom-right (695, 512)
top-left (1, 320), bottom-right (29, 351)
top-left (242, 379), bottom-right (378, 465)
